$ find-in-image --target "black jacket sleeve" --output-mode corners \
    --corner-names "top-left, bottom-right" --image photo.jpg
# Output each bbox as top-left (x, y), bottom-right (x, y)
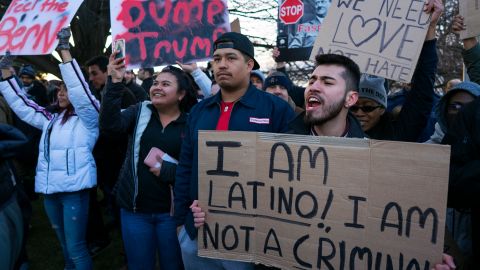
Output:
top-left (99, 77), bottom-right (139, 135)
top-left (391, 39), bottom-right (437, 142)
top-left (159, 161), bottom-right (177, 185)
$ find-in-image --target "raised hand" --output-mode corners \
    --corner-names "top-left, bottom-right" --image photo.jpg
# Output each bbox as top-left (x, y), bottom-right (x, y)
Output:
top-left (56, 27), bottom-right (71, 51)
top-left (0, 51), bottom-right (15, 70)
top-left (424, 0), bottom-right (444, 27)
top-left (451, 15), bottom-right (466, 35)
top-left (108, 50), bottom-right (126, 83)
top-left (176, 61), bottom-right (198, 74)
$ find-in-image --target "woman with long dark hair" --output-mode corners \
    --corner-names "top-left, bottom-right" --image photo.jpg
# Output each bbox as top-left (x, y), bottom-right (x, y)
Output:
top-left (0, 29), bottom-right (99, 270)
top-left (100, 51), bottom-right (197, 270)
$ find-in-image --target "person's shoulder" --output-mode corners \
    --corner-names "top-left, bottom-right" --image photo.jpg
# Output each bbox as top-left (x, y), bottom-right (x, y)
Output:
top-left (255, 89), bottom-right (288, 105)
top-left (186, 95), bottom-right (215, 120)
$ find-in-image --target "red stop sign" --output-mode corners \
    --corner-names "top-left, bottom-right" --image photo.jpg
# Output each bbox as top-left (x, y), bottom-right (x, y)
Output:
top-left (279, 0), bottom-right (304, 24)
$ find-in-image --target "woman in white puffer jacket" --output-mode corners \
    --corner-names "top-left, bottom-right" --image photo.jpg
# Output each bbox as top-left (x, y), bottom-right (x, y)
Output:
top-left (0, 29), bottom-right (99, 270)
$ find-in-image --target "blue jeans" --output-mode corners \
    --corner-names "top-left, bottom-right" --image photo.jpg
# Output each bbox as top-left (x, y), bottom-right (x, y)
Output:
top-left (121, 209), bottom-right (183, 270)
top-left (43, 190), bottom-right (92, 270)
top-left (178, 226), bottom-right (254, 270)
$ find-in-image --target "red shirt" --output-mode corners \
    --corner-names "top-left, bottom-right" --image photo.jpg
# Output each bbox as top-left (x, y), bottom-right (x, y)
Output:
top-left (216, 101), bottom-right (235, 130)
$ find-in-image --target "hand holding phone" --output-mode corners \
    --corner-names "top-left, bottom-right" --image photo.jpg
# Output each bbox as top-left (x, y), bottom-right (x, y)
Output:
top-left (114, 39), bottom-right (125, 60)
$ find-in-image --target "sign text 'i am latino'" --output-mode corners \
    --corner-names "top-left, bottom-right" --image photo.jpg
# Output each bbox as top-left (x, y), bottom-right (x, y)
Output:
top-left (0, 0), bottom-right (84, 55)
top-left (197, 131), bottom-right (449, 270)
top-left (310, 0), bottom-right (431, 82)
top-left (110, 0), bottom-right (230, 69)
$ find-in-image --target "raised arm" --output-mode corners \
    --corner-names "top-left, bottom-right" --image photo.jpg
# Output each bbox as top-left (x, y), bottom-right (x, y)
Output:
top-left (99, 51), bottom-right (138, 135)
top-left (389, 0), bottom-right (442, 141)
top-left (452, 15), bottom-right (480, 84)
top-left (0, 53), bottom-right (51, 129)
top-left (177, 62), bottom-right (212, 97)
top-left (56, 28), bottom-right (100, 131)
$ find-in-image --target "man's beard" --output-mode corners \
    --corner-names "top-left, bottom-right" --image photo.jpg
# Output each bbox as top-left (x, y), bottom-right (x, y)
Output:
top-left (304, 96), bottom-right (345, 126)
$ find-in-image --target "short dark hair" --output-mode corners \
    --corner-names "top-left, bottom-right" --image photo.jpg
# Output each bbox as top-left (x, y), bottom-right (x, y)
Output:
top-left (142, 68), bottom-right (155, 76)
top-left (315, 54), bottom-right (360, 92)
top-left (160, 66), bottom-right (198, 112)
top-left (85, 56), bottom-right (109, 72)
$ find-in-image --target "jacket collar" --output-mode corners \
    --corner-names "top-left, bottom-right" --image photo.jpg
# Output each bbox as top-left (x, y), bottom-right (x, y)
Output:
top-left (288, 111), bottom-right (366, 138)
top-left (205, 83), bottom-right (258, 109)
top-left (146, 103), bottom-right (187, 124)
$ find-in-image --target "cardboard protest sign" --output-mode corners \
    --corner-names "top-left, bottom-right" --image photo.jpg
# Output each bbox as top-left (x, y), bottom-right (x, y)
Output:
top-left (110, 0), bottom-right (230, 69)
top-left (0, 0), bottom-right (84, 55)
top-left (198, 131), bottom-right (450, 269)
top-left (459, 0), bottom-right (480, 40)
top-left (310, 0), bottom-right (431, 82)
top-left (277, 0), bottom-right (332, 62)
top-left (231, 18), bottom-right (241, 34)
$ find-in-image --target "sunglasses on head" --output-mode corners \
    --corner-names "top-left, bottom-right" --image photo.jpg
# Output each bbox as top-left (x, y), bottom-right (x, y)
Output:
top-left (350, 105), bottom-right (382, 113)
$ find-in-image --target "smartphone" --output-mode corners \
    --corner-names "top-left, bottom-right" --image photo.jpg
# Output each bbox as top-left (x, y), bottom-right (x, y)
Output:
top-left (114, 39), bottom-right (125, 60)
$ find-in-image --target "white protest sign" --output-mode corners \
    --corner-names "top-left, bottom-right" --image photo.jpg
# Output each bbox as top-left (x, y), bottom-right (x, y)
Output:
top-left (0, 0), bottom-right (84, 55)
top-left (310, 0), bottom-right (431, 82)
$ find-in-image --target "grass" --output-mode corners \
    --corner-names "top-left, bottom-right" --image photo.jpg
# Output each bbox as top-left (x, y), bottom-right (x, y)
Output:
top-left (27, 196), bottom-right (126, 270)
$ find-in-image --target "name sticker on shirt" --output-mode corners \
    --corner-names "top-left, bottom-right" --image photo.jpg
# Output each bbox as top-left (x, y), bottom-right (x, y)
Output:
top-left (249, 117), bottom-right (270, 124)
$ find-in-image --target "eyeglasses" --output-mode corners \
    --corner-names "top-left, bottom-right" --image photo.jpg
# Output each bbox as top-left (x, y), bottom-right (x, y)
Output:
top-left (350, 105), bottom-right (382, 113)
top-left (447, 102), bottom-right (464, 112)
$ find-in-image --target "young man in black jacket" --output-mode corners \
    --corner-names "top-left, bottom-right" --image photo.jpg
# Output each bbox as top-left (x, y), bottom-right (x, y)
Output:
top-left (288, 53), bottom-right (365, 138)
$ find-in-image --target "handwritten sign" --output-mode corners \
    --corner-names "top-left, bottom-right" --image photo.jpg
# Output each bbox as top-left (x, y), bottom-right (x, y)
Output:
top-left (310, 0), bottom-right (431, 82)
top-left (0, 0), bottom-right (83, 55)
top-left (198, 131), bottom-right (449, 269)
top-left (277, 0), bottom-right (332, 62)
top-left (459, 0), bottom-right (480, 40)
top-left (110, 0), bottom-right (230, 69)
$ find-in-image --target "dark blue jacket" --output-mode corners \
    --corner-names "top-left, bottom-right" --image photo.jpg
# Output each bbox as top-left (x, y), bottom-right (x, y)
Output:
top-left (174, 84), bottom-right (295, 239)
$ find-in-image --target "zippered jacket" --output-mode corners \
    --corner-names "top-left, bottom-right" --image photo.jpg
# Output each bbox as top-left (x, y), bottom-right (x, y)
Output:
top-left (0, 60), bottom-right (100, 194)
top-left (100, 80), bottom-right (185, 213)
top-left (174, 84), bottom-right (295, 240)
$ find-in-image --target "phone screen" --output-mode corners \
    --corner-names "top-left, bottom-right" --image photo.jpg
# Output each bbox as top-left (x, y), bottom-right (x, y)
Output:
top-left (114, 39), bottom-right (125, 59)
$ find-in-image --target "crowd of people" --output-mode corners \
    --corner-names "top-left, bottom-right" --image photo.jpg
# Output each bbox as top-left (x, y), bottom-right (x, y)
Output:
top-left (0, 0), bottom-right (479, 269)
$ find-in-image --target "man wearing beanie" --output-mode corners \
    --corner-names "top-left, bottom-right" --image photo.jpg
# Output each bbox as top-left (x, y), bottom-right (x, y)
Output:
top-left (351, 23), bottom-right (439, 142)
top-left (263, 71), bottom-right (303, 113)
top-left (18, 65), bottom-right (48, 107)
top-left (250, 69), bottom-right (265, 90)
top-left (174, 32), bottom-right (294, 270)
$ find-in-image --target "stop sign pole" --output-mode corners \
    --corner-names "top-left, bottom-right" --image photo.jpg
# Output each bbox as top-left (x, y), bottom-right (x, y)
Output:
top-left (279, 0), bottom-right (304, 25)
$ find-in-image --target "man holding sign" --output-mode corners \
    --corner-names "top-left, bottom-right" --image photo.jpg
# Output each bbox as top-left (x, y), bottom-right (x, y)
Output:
top-left (174, 32), bottom-right (294, 270)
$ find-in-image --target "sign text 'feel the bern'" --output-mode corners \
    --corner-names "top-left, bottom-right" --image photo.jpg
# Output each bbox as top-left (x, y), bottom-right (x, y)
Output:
top-left (110, 0), bottom-right (230, 69)
top-left (0, 0), bottom-right (84, 55)
top-left (198, 131), bottom-right (449, 269)
top-left (310, 0), bottom-right (431, 82)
